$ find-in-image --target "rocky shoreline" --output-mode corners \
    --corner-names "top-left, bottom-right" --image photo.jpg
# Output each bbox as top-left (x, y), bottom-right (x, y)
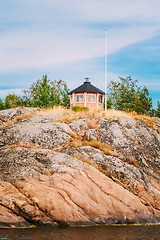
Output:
top-left (0, 107), bottom-right (160, 228)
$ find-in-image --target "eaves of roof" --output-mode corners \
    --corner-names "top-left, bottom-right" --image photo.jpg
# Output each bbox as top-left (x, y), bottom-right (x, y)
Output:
top-left (69, 82), bottom-right (105, 94)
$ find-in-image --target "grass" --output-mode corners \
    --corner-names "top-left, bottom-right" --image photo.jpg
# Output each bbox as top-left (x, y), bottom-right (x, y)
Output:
top-left (54, 112), bottom-right (93, 123)
top-left (0, 106), bottom-right (71, 127)
top-left (126, 158), bottom-right (138, 166)
top-left (0, 116), bottom-right (6, 122)
top-left (1, 106), bottom-right (158, 171)
top-left (54, 108), bottom-right (158, 128)
top-left (111, 174), bottom-right (126, 185)
top-left (88, 119), bottom-right (99, 130)
top-left (73, 155), bottom-right (98, 169)
top-left (88, 140), bottom-right (115, 155)
top-left (54, 109), bottom-right (135, 123)
top-left (69, 138), bottom-right (84, 148)
top-left (3, 141), bottom-right (43, 150)
top-left (54, 115), bottom-right (82, 124)
top-left (73, 155), bottom-right (127, 186)
top-left (8, 107), bottom-right (155, 134)
top-left (133, 114), bottom-right (159, 133)
top-left (1, 112), bottom-right (38, 127)
top-left (1, 106), bottom-right (159, 125)
top-left (72, 106), bottom-right (89, 112)
top-left (68, 138), bottom-right (116, 156)
top-left (99, 167), bottom-right (111, 177)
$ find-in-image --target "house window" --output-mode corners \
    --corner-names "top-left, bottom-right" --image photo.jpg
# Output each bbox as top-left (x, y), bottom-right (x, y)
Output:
top-left (87, 94), bottom-right (96, 103)
top-left (98, 95), bottom-right (102, 103)
top-left (76, 94), bottom-right (84, 103)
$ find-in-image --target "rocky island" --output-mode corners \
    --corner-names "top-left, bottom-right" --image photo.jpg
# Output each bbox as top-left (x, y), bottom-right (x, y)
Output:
top-left (0, 107), bottom-right (160, 228)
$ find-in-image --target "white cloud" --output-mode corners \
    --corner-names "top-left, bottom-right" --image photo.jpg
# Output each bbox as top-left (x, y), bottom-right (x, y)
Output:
top-left (2, 0), bottom-right (160, 24)
top-left (0, 0), bottom-right (160, 73)
top-left (69, 0), bottom-right (160, 23)
top-left (0, 89), bottom-right (24, 98)
top-left (0, 22), bottom-right (159, 72)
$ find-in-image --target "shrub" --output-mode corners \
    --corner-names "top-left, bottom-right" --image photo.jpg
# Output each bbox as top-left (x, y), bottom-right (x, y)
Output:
top-left (72, 106), bottom-right (89, 112)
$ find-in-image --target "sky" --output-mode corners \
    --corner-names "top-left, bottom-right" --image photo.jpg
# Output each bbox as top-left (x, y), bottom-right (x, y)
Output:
top-left (0, 0), bottom-right (160, 108)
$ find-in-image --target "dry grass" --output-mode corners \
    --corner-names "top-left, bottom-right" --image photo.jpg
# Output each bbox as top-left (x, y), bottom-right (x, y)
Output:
top-left (1, 112), bottom-right (38, 127)
top-left (88, 119), bottom-right (99, 130)
top-left (3, 140), bottom-right (66, 153)
top-left (69, 137), bottom-right (116, 156)
top-left (60, 129), bottom-right (79, 140)
top-left (73, 154), bottom-right (126, 186)
top-left (133, 114), bottom-right (159, 132)
top-left (0, 106), bottom-right (71, 128)
top-left (149, 178), bottom-right (160, 192)
top-left (55, 109), bottom-right (134, 123)
top-left (88, 140), bottom-right (114, 155)
top-left (73, 155), bottom-right (98, 169)
top-left (111, 174), bottom-right (126, 185)
top-left (54, 109), bottom-right (157, 124)
top-left (133, 114), bottom-right (154, 122)
top-left (1, 106), bottom-right (158, 128)
top-left (55, 112), bottom-right (92, 123)
top-left (122, 131), bottom-right (143, 151)
top-left (102, 109), bottom-right (133, 119)
top-left (99, 167), bottom-right (110, 177)
top-left (71, 138), bottom-right (138, 167)
top-left (4, 141), bottom-right (43, 150)
top-left (38, 106), bottom-right (71, 115)
top-left (69, 138), bottom-right (84, 148)
top-left (11, 107), bottom-right (155, 131)
top-left (0, 117), bottom-right (6, 122)
top-left (127, 158), bottom-right (138, 166)
top-left (69, 131), bottom-right (79, 139)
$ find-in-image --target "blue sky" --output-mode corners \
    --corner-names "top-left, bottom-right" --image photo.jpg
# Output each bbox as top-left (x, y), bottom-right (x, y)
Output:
top-left (0, 0), bottom-right (160, 108)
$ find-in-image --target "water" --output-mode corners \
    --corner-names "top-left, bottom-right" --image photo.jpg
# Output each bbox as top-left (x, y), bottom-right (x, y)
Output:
top-left (0, 225), bottom-right (160, 240)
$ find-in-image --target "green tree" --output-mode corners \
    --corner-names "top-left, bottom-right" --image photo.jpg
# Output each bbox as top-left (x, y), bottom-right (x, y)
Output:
top-left (61, 83), bottom-right (70, 108)
top-left (50, 90), bottom-right (56, 108)
top-left (156, 101), bottom-right (160, 118)
top-left (136, 87), bottom-right (152, 114)
top-left (21, 96), bottom-right (33, 107)
top-left (24, 75), bottom-right (70, 108)
top-left (103, 96), bottom-right (113, 109)
top-left (0, 98), bottom-right (4, 110)
top-left (4, 94), bottom-right (23, 109)
top-left (50, 79), bottom-right (70, 108)
top-left (25, 74), bottom-right (51, 108)
top-left (108, 76), bottom-right (153, 114)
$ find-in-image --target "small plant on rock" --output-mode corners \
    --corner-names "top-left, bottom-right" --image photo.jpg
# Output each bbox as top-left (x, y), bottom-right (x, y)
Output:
top-left (72, 106), bottom-right (89, 112)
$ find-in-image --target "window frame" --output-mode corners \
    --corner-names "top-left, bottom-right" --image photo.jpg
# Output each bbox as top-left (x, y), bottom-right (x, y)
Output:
top-left (98, 94), bottom-right (103, 104)
top-left (76, 94), bottom-right (84, 103)
top-left (87, 94), bottom-right (96, 103)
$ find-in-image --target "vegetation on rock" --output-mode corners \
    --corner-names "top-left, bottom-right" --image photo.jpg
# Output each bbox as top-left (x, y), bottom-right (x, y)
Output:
top-left (0, 75), bottom-right (70, 110)
top-left (108, 76), bottom-right (155, 115)
top-left (0, 75), bottom-right (159, 117)
top-left (0, 107), bottom-right (160, 227)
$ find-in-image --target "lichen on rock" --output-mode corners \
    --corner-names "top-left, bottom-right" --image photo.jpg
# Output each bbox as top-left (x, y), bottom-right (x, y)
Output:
top-left (0, 107), bottom-right (160, 227)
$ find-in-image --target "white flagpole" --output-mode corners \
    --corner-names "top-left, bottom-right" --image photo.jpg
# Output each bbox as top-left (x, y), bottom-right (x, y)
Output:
top-left (105, 29), bottom-right (107, 112)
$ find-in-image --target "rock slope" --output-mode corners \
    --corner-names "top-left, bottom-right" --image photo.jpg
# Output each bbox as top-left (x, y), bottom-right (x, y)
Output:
top-left (0, 107), bottom-right (160, 227)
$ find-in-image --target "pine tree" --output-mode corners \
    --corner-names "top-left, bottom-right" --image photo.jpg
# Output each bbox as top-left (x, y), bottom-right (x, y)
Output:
top-left (156, 101), bottom-right (160, 118)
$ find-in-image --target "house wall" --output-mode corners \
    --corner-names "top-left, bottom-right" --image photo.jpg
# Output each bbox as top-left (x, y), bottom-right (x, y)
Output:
top-left (70, 92), bottom-right (104, 110)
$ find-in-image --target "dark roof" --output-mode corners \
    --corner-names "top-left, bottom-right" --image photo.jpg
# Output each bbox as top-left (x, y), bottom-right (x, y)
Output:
top-left (69, 80), bottom-right (105, 94)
